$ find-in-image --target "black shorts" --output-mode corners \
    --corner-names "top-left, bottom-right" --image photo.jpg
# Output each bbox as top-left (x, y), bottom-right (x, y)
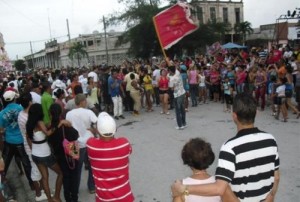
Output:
top-left (32, 154), bottom-right (56, 168)
top-left (211, 84), bottom-right (220, 94)
top-left (225, 94), bottom-right (233, 105)
top-left (159, 89), bottom-right (168, 94)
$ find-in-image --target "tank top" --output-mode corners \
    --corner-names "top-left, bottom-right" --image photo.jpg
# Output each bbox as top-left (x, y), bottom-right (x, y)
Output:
top-left (32, 131), bottom-right (51, 157)
top-left (256, 71), bottom-right (264, 84)
top-left (182, 176), bottom-right (221, 202)
top-left (227, 71), bottom-right (235, 85)
top-left (189, 70), bottom-right (198, 84)
top-left (199, 74), bottom-right (206, 87)
top-left (159, 77), bottom-right (168, 89)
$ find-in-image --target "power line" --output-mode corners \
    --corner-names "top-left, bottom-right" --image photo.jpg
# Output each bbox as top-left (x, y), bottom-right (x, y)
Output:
top-left (5, 35), bottom-right (68, 45)
top-left (0, 0), bottom-right (47, 28)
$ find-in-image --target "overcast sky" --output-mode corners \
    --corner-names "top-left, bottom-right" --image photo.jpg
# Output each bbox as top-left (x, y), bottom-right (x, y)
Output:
top-left (0, 0), bottom-right (299, 59)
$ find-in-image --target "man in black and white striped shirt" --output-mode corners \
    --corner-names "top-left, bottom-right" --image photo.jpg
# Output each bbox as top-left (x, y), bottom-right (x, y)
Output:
top-left (172, 93), bottom-right (280, 202)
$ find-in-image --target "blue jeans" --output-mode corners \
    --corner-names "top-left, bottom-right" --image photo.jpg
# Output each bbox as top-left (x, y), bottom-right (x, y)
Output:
top-left (189, 84), bottom-right (198, 106)
top-left (174, 94), bottom-right (186, 127)
top-left (77, 148), bottom-right (95, 192)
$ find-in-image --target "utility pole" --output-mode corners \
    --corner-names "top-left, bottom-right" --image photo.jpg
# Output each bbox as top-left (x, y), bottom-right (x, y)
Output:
top-left (103, 16), bottom-right (109, 64)
top-left (48, 8), bottom-right (52, 40)
top-left (30, 41), bottom-right (35, 69)
top-left (66, 18), bottom-right (73, 68)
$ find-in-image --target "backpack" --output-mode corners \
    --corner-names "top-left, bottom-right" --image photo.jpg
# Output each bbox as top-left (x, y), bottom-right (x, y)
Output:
top-left (285, 84), bottom-right (293, 98)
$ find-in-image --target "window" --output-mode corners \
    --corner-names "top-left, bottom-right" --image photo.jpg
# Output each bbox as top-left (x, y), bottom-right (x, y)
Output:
top-left (210, 7), bottom-right (216, 21)
top-left (223, 7), bottom-right (228, 23)
top-left (235, 8), bottom-right (240, 23)
top-left (87, 40), bottom-right (94, 46)
top-left (96, 40), bottom-right (101, 46)
top-left (197, 6), bottom-right (204, 24)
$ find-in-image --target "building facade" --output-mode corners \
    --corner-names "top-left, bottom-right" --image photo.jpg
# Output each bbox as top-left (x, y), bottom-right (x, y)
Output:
top-left (191, 0), bottom-right (244, 36)
top-left (25, 31), bottom-right (130, 69)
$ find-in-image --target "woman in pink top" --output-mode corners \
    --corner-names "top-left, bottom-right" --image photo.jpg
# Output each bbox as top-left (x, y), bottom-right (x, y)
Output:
top-left (188, 64), bottom-right (199, 107)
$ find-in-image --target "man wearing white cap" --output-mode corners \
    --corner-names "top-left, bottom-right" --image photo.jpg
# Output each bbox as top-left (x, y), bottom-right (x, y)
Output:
top-left (86, 112), bottom-right (134, 202)
top-left (0, 90), bottom-right (33, 190)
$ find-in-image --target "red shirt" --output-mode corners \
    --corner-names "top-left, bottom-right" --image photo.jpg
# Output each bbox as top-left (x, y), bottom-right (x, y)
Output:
top-left (86, 137), bottom-right (134, 202)
top-left (158, 76), bottom-right (169, 89)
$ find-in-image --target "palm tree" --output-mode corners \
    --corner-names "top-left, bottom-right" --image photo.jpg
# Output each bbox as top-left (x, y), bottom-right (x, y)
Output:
top-left (234, 21), bottom-right (253, 45)
top-left (68, 42), bottom-right (88, 67)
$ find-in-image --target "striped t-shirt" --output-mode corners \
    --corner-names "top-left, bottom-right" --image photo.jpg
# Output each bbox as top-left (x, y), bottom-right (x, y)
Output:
top-left (86, 137), bottom-right (134, 202)
top-left (215, 127), bottom-right (279, 202)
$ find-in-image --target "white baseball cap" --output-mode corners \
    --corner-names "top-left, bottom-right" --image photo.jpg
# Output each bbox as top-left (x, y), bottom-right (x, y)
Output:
top-left (3, 90), bottom-right (19, 102)
top-left (97, 112), bottom-right (116, 137)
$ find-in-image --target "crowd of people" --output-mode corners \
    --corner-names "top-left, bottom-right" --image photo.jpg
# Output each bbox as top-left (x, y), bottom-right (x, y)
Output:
top-left (0, 43), bottom-right (298, 201)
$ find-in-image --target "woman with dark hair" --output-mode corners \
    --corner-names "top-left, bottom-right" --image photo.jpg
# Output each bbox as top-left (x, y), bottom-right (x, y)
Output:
top-left (54, 88), bottom-right (66, 119)
top-left (172, 138), bottom-right (237, 202)
top-left (48, 103), bottom-right (80, 202)
top-left (26, 103), bottom-right (64, 202)
top-left (157, 69), bottom-right (169, 114)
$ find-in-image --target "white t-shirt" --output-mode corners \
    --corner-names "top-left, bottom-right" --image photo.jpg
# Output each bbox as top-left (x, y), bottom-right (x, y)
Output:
top-left (79, 77), bottom-right (88, 94)
top-left (169, 74), bottom-right (185, 98)
top-left (17, 111), bottom-right (30, 154)
top-left (88, 71), bottom-right (98, 82)
top-left (182, 176), bottom-right (221, 202)
top-left (276, 84), bottom-right (286, 97)
top-left (152, 69), bottom-right (161, 85)
top-left (66, 108), bottom-right (97, 148)
top-left (32, 131), bottom-right (51, 157)
top-left (30, 91), bottom-right (41, 104)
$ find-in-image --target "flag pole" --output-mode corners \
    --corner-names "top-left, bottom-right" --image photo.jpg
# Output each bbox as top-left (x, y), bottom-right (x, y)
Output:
top-left (153, 16), bottom-right (167, 60)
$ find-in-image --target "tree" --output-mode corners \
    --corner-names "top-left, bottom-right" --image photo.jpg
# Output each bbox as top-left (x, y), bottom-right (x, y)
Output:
top-left (68, 42), bottom-right (88, 67)
top-left (107, 0), bottom-right (164, 58)
top-left (234, 21), bottom-right (253, 45)
top-left (14, 59), bottom-right (26, 71)
top-left (168, 20), bottom-right (232, 57)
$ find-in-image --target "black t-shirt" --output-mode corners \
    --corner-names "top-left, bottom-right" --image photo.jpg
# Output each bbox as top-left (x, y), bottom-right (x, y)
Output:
top-left (48, 126), bottom-right (79, 159)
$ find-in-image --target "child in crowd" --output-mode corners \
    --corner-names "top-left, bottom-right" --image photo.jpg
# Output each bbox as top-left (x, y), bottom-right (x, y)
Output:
top-left (275, 77), bottom-right (288, 122)
top-left (222, 77), bottom-right (233, 112)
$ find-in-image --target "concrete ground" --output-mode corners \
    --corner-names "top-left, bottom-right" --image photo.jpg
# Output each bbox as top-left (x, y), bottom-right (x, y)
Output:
top-left (6, 101), bottom-right (300, 202)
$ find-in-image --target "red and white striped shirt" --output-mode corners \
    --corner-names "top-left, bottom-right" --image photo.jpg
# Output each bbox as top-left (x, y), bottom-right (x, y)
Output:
top-left (87, 137), bottom-right (134, 202)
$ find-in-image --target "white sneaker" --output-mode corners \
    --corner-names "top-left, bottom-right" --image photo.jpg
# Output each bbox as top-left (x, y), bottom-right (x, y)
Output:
top-left (35, 192), bottom-right (48, 201)
top-left (175, 126), bottom-right (184, 130)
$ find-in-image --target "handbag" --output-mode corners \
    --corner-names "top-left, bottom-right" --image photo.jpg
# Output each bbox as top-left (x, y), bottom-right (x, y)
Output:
top-left (62, 126), bottom-right (80, 169)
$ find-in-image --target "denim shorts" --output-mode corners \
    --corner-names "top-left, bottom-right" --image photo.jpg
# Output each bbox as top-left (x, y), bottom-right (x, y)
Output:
top-left (32, 154), bottom-right (57, 168)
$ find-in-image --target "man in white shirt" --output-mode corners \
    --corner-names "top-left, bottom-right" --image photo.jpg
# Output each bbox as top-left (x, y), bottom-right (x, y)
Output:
top-left (66, 94), bottom-right (98, 194)
top-left (30, 82), bottom-right (42, 104)
top-left (88, 66), bottom-right (99, 83)
top-left (169, 66), bottom-right (186, 130)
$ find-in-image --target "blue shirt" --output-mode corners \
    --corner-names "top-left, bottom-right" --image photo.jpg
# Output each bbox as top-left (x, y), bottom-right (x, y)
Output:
top-left (0, 103), bottom-right (24, 144)
top-left (108, 76), bottom-right (122, 97)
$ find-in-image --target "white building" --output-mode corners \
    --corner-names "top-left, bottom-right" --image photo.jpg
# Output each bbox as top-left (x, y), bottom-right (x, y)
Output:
top-left (191, 0), bottom-right (244, 37)
top-left (25, 31), bottom-right (130, 69)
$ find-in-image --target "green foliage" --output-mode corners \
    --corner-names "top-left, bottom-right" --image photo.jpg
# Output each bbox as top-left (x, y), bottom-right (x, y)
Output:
top-left (234, 21), bottom-right (253, 45)
top-left (169, 20), bottom-right (232, 56)
top-left (68, 42), bottom-right (88, 67)
top-left (14, 59), bottom-right (26, 71)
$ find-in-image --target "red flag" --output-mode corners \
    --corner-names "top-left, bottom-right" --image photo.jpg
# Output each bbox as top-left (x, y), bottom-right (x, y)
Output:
top-left (153, 3), bottom-right (198, 50)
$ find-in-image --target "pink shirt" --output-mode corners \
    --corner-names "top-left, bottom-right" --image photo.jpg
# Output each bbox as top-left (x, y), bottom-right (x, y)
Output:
top-left (188, 70), bottom-right (198, 84)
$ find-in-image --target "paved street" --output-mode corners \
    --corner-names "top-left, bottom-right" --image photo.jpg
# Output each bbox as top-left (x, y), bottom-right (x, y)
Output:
top-left (7, 101), bottom-right (300, 202)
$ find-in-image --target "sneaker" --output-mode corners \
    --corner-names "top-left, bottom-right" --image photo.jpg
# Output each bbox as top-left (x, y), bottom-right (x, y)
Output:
top-left (175, 126), bottom-right (184, 130)
top-left (35, 192), bottom-right (48, 201)
top-left (182, 124), bottom-right (187, 129)
top-left (89, 189), bottom-right (96, 194)
top-left (114, 116), bottom-right (119, 120)
top-left (119, 115), bottom-right (125, 119)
